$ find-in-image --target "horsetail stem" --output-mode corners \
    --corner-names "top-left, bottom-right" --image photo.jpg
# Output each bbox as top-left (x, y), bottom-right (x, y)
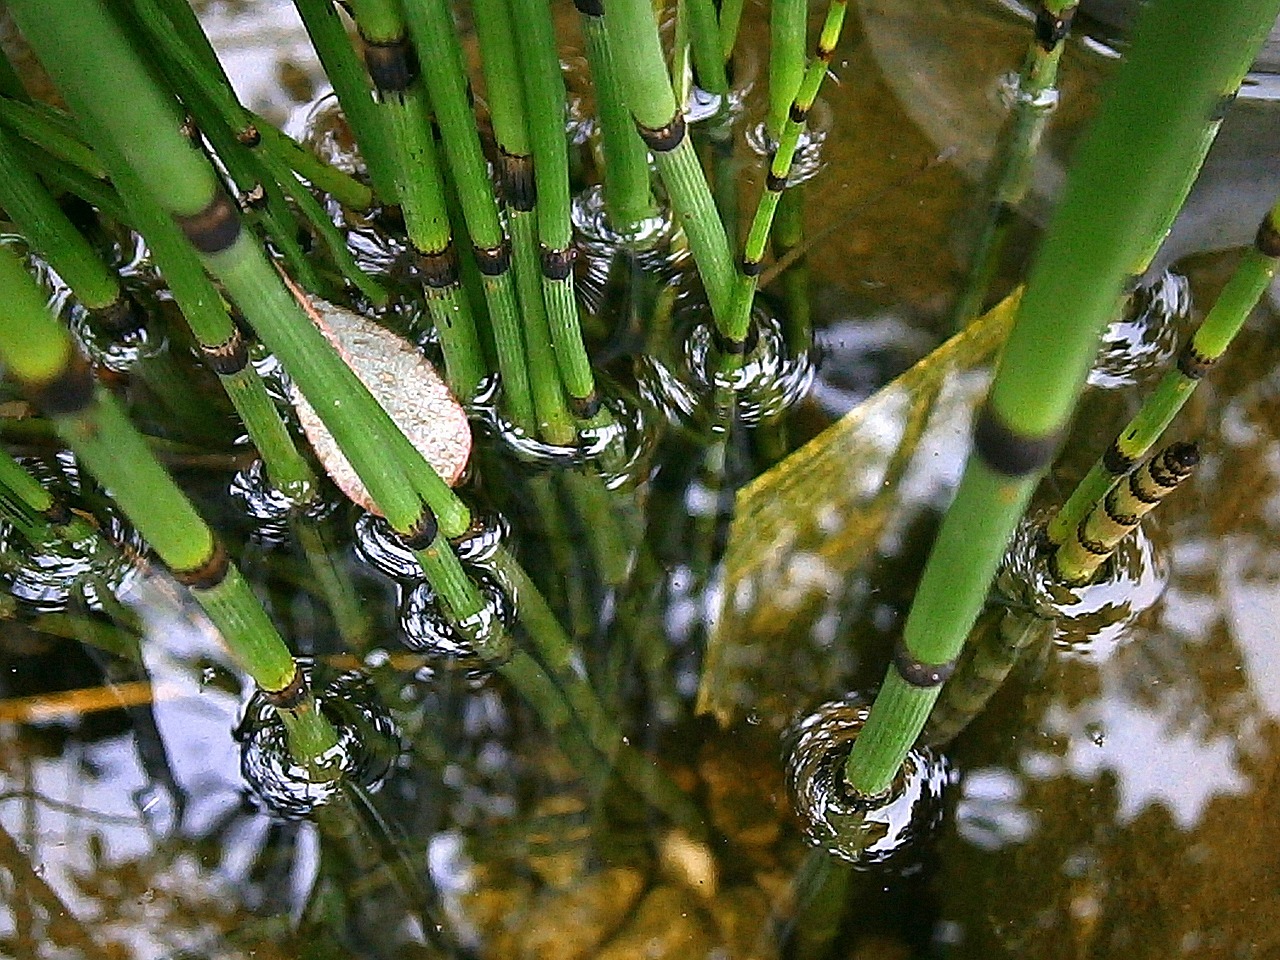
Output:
top-left (1047, 196), bottom-right (1280, 545)
top-left (768, 0), bottom-right (808, 141)
top-left (401, 0), bottom-right (536, 431)
top-left (728, 0), bottom-right (848, 347)
top-left (0, 97), bottom-right (107, 179)
top-left (347, 0), bottom-right (488, 398)
top-left (292, 0), bottom-right (400, 204)
top-left (472, 0), bottom-right (576, 442)
top-left (572, 0), bottom-right (656, 235)
top-left (951, 0), bottom-right (1076, 329)
top-left (843, 0), bottom-right (1280, 798)
top-left (604, 0), bottom-right (737, 329)
top-left (687, 0), bottom-right (730, 100)
top-left (0, 245), bottom-right (340, 770)
top-left (0, 125), bottom-right (138, 329)
top-left (1052, 441), bottom-right (1199, 586)
top-left (506, 0), bottom-right (600, 411)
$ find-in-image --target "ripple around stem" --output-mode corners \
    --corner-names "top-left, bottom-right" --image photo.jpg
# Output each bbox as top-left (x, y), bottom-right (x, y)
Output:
top-left (228, 459), bottom-right (337, 545)
top-left (995, 514), bottom-right (1168, 661)
top-left (784, 696), bottom-right (952, 868)
top-left (355, 510), bottom-right (510, 583)
top-left (637, 306), bottom-right (814, 429)
top-left (471, 377), bottom-right (659, 490)
top-left (0, 452), bottom-right (146, 613)
top-left (1088, 269), bottom-right (1189, 389)
top-left (398, 572), bottom-right (513, 671)
top-left (237, 663), bottom-right (402, 820)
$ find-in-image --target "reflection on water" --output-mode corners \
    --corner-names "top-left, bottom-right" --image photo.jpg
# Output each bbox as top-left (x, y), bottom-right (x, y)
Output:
top-left (2, 0), bottom-right (1280, 958)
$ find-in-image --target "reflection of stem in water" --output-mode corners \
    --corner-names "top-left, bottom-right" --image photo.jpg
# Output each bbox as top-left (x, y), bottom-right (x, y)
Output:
top-left (950, 0), bottom-right (1075, 329)
top-left (920, 605), bottom-right (1053, 748)
top-left (0, 824), bottom-right (115, 960)
top-left (784, 848), bottom-right (854, 960)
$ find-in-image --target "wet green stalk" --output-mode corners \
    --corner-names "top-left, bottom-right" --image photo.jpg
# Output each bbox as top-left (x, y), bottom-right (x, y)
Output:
top-left (604, 0), bottom-right (737, 328)
top-left (1047, 197), bottom-right (1280, 544)
top-left (347, 0), bottom-right (487, 398)
top-left (0, 98), bottom-right (106, 179)
top-left (401, 0), bottom-right (535, 431)
top-left (0, 126), bottom-right (135, 326)
top-left (292, 0), bottom-right (400, 205)
top-left (720, 0), bottom-right (746, 60)
top-left (0, 245), bottom-right (339, 774)
top-left (7, 139), bottom-right (128, 223)
top-left (843, 0), bottom-right (1280, 798)
top-left (728, 0), bottom-right (848, 345)
top-left (687, 0), bottom-right (730, 100)
top-left (251, 116), bottom-right (373, 211)
top-left (506, 0), bottom-right (599, 412)
top-left (950, 0), bottom-right (1076, 328)
top-left (574, 0), bottom-right (656, 235)
top-left (769, 0), bottom-right (808, 140)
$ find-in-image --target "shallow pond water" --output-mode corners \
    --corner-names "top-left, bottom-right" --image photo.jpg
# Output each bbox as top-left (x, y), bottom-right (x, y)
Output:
top-left (2, 1), bottom-right (1280, 959)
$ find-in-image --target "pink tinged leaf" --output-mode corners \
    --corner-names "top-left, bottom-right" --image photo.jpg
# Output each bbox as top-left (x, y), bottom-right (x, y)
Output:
top-left (288, 296), bottom-right (471, 516)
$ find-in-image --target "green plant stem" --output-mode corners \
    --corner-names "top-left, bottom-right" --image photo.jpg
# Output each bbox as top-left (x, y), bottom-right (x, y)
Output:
top-left (604, 0), bottom-right (737, 329)
top-left (9, 139), bottom-right (129, 223)
top-left (769, 0), bottom-right (808, 140)
top-left (292, 0), bottom-right (400, 205)
top-left (0, 97), bottom-right (106, 179)
top-left (687, 0), bottom-right (729, 99)
top-left (1047, 199), bottom-right (1280, 544)
top-left (728, 0), bottom-right (847, 346)
top-left (574, 1), bottom-right (656, 235)
top-left (950, 0), bottom-right (1076, 328)
top-left (0, 245), bottom-right (339, 772)
top-left (720, 0), bottom-right (746, 60)
top-left (0, 127), bottom-right (131, 320)
top-left (401, 0), bottom-right (536, 431)
top-left (843, 0), bottom-right (1280, 798)
top-left (506, 0), bottom-right (599, 410)
top-left (251, 116), bottom-right (373, 210)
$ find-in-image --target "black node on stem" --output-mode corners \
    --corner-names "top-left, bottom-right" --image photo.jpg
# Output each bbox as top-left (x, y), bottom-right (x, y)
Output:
top-left (892, 639), bottom-right (957, 687)
top-left (175, 191), bottom-right (242, 254)
top-left (172, 540), bottom-right (231, 590)
top-left (973, 406), bottom-right (1059, 477)
top-left (201, 329), bottom-right (250, 376)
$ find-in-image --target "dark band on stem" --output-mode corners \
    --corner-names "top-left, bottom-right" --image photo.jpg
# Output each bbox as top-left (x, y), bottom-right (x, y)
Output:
top-left (539, 244), bottom-right (576, 281)
top-left (714, 322), bottom-right (759, 357)
top-left (1073, 524), bottom-right (1111, 556)
top-left (569, 390), bottom-right (601, 419)
top-left (497, 149), bottom-right (536, 211)
top-left (635, 112), bottom-right (686, 153)
top-left (973, 406), bottom-right (1059, 476)
top-left (1102, 441), bottom-right (1137, 475)
top-left (201, 328), bottom-right (249, 375)
top-left (765, 168), bottom-right (787, 192)
top-left (363, 36), bottom-right (419, 93)
top-left (1034, 3), bottom-right (1077, 49)
top-left (788, 101), bottom-right (808, 125)
top-left (893, 639), bottom-right (957, 687)
top-left (262, 667), bottom-right (308, 710)
top-left (1256, 212), bottom-right (1280, 258)
top-left (43, 500), bottom-right (71, 527)
top-left (1177, 341), bottom-right (1215, 380)
top-left (236, 124), bottom-right (262, 148)
top-left (572, 0), bottom-right (604, 16)
top-left (172, 539), bottom-right (230, 590)
top-left (473, 241), bottom-right (511, 276)
top-left (1149, 441), bottom-right (1199, 488)
top-left (419, 244), bottom-right (460, 288)
top-left (399, 509), bottom-right (440, 551)
top-left (1101, 494), bottom-right (1139, 529)
top-left (176, 191), bottom-right (243, 254)
top-left (30, 352), bottom-right (95, 417)
top-left (741, 256), bottom-right (763, 277)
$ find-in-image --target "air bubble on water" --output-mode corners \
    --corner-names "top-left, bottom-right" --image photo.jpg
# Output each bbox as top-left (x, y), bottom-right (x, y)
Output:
top-left (784, 696), bottom-right (951, 868)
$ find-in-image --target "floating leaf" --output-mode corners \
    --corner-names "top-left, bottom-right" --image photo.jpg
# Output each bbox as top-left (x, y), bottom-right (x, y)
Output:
top-left (699, 293), bottom-right (1019, 730)
top-left (289, 296), bottom-right (471, 515)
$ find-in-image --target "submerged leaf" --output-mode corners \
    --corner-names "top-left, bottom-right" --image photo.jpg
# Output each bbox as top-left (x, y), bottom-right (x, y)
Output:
top-left (699, 294), bottom-right (1019, 730)
top-left (288, 297), bottom-right (471, 515)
